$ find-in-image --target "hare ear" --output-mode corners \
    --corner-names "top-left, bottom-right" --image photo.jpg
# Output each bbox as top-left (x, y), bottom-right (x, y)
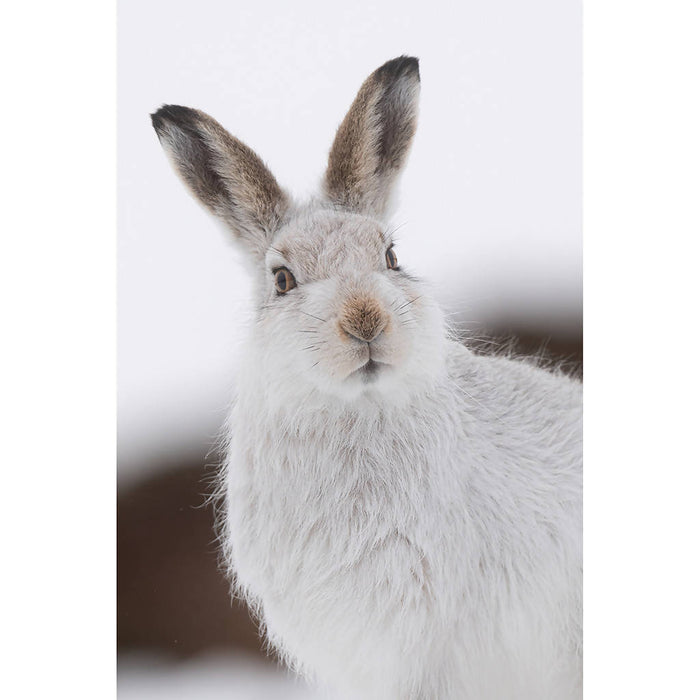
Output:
top-left (324, 56), bottom-right (420, 221)
top-left (151, 105), bottom-right (289, 259)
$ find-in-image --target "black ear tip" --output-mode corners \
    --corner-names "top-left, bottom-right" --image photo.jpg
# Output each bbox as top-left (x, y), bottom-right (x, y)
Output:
top-left (150, 104), bottom-right (199, 134)
top-left (376, 55), bottom-right (420, 82)
top-left (150, 108), bottom-right (165, 133)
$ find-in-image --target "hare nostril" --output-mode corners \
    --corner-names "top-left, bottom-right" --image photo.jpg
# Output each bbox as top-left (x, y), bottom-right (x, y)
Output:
top-left (342, 324), bottom-right (385, 344)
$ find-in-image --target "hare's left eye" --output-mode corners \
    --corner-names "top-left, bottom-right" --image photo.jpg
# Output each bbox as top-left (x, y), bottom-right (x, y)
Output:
top-left (274, 267), bottom-right (297, 294)
top-left (386, 246), bottom-right (399, 270)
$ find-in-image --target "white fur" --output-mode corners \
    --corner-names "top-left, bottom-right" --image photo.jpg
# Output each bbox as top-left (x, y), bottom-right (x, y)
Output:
top-left (154, 57), bottom-right (582, 699)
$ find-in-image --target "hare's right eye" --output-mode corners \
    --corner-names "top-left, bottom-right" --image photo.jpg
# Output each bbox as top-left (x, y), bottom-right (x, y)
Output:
top-left (274, 267), bottom-right (297, 294)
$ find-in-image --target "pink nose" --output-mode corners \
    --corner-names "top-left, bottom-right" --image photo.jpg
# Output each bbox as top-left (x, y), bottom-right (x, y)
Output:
top-left (339, 297), bottom-right (388, 343)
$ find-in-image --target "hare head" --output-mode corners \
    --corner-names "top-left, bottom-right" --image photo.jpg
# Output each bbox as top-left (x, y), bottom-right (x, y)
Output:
top-left (152, 57), bottom-right (446, 403)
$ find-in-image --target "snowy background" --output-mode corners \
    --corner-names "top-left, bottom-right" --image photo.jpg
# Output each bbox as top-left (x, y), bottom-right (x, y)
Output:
top-left (118, 0), bottom-right (581, 696)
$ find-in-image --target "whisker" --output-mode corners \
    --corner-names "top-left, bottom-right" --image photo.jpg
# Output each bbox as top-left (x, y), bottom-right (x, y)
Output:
top-left (298, 310), bottom-right (328, 323)
top-left (385, 221), bottom-right (408, 242)
top-left (397, 296), bottom-right (422, 311)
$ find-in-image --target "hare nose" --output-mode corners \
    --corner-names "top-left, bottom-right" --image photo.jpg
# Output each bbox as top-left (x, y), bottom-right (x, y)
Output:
top-left (340, 297), bottom-right (388, 343)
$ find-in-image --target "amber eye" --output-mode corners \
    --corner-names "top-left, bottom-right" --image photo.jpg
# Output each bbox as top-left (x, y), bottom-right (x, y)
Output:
top-left (386, 246), bottom-right (399, 270)
top-left (274, 267), bottom-right (297, 294)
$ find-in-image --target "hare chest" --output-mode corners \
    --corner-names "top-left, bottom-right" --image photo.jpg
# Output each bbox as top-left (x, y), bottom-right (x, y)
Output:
top-left (224, 403), bottom-right (471, 689)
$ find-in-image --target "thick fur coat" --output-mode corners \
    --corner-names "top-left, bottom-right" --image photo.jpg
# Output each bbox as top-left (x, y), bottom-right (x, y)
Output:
top-left (152, 56), bottom-right (582, 699)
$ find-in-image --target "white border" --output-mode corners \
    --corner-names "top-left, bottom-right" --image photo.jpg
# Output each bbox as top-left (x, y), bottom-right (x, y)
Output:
top-left (585, 1), bottom-right (700, 697)
top-left (1, 1), bottom-right (116, 697)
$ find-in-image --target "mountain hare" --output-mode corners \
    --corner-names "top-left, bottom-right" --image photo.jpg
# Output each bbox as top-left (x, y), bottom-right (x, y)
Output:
top-left (152, 56), bottom-right (582, 700)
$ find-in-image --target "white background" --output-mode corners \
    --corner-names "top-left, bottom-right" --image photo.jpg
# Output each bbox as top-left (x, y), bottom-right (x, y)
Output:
top-left (2, 1), bottom-right (699, 699)
top-left (118, 0), bottom-right (582, 479)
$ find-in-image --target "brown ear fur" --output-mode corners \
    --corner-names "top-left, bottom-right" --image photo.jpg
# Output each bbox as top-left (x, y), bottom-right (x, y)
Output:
top-left (324, 56), bottom-right (420, 220)
top-left (151, 105), bottom-right (289, 259)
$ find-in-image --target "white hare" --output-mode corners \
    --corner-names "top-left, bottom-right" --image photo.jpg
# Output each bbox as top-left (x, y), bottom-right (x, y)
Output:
top-left (152, 56), bottom-right (582, 700)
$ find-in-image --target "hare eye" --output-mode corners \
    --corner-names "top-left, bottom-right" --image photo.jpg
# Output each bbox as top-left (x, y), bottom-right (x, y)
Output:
top-left (274, 267), bottom-right (296, 294)
top-left (386, 246), bottom-right (399, 270)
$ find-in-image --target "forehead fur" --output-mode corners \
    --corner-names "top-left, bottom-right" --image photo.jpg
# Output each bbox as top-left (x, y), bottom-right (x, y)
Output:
top-left (270, 206), bottom-right (389, 282)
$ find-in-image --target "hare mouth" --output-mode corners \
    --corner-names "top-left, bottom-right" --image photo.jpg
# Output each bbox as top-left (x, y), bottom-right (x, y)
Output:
top-left (349, 358), bottom-right (387, 383)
